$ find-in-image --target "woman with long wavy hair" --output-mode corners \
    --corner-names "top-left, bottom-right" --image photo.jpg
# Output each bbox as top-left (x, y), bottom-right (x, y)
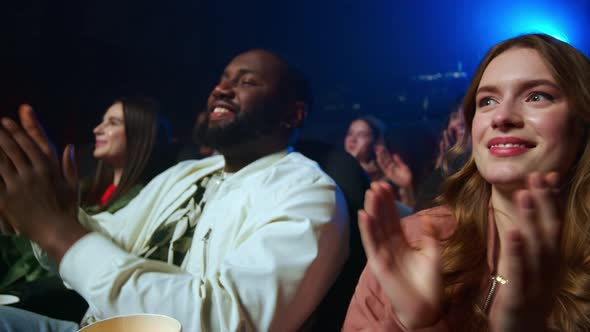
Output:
top-left (343, 34), bottom-right (590, 331)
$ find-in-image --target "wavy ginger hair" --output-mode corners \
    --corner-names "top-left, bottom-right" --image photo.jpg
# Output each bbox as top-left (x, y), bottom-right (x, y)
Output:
top-left (439, 34), bottom-right (590, 331)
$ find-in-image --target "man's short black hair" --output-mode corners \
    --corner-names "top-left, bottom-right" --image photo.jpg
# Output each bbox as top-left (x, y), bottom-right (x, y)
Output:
top-left (283, 64), bottom-right (312, 111)
top-left (255, 50), bottom-right (312, 114)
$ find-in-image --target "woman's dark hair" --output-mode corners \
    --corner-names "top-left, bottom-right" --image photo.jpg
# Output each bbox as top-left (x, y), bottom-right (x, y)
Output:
top-left (356, 116), bottom-right (386, 145)
top-left (352, 115), bottom-right (386, 161)
top-left (84, 96), bottom-right (174, 210)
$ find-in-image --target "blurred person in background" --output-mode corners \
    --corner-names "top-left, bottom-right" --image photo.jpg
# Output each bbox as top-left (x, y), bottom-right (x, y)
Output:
top-left (344, 116), bottom-right (415, 210)
top-left (81, 97), bottom-right (176, 214)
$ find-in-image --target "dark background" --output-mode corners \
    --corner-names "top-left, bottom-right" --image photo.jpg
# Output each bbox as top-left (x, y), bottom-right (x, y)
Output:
top-left (1, 0), bottom-right (589, 175)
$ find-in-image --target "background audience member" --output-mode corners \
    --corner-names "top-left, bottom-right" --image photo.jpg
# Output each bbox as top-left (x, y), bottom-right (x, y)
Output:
top-left (414, 100), bottom-right (470, 211)
top-left (434, 99), bottom-right (465, 170)
top-left (81, 97), bottom-right (176, 213)
top-left (343, 33), bottom-right (590, 331)
top-left (344, 115), bottom-right (415, 209)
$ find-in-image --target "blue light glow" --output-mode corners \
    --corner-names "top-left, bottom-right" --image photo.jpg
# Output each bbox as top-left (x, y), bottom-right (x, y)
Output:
top-left (490, 2), bottom-right (581, 46)
top-left (507, 11), bottom-right (571, 42)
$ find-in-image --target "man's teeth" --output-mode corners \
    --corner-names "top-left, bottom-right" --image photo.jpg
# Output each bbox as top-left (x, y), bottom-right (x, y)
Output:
top-left (213, 107), bottom-right (231, 114)
top-left (490, 143), bottom-right (528, 148)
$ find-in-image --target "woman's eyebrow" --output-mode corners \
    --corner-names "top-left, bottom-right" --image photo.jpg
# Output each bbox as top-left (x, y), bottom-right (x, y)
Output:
top-left (476, 79), bottom-right (560, 96)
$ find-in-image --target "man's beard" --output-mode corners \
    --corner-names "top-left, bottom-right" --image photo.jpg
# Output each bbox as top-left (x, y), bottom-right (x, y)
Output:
top-left (195, 104), bottom-right (281, 151)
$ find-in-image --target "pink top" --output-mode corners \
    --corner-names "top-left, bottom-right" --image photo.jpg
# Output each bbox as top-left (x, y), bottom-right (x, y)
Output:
top-left (342, 205), bottom-right (502, 331)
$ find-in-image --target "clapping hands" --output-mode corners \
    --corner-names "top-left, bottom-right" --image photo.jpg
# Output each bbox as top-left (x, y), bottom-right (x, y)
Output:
top-left (0, 105), bottom-right (86, 262)
top-left (358, 181), bottom-right (442, 329)
top-left (358, 172), bottom-right (564, 331)
top-left (375, 144), bottom-right (413, 189)
top-left (490, 172), bottom-right (563, 332)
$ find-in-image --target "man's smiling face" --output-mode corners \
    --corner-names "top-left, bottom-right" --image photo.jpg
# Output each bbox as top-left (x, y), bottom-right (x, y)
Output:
top-left (200, 50), bottom-right (288, 150)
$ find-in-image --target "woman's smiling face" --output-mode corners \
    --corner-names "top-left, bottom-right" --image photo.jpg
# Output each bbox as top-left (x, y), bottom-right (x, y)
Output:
top-left (93, 102), bottom-right (127, 168)
top-left (472, 47), bottom-right (582, 190)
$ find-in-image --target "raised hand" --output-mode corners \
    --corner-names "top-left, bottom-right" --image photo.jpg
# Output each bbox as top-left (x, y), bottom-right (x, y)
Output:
top-left (0, 107), bottom-right (86, 263)
top-left (19, 105), bottom-right (79, 207)
top-left (435, 127), bottom-right (459, 169)
top-left (18, 104), bottom-right (59, 170)
top-left (375, 144), bottom-right (413, 189)
top-left (358, 182), bottom-right (442, 329)
top-left (490, 172), bottom-right (562, 332)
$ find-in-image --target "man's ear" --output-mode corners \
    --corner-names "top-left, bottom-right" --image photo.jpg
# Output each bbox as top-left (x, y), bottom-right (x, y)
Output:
top-left (282, 101), bottom-right (307, 129)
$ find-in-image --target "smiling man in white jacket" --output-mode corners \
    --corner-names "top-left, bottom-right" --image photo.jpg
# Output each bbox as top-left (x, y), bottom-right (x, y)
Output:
top-left (0, 49), bottom-right (349, 331)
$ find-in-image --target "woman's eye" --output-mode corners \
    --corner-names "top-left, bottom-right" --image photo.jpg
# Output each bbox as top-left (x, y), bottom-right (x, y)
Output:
top-left (478, 97), bottom-right (497, 108)
top-left (527, 92), bottom-right (554, 102)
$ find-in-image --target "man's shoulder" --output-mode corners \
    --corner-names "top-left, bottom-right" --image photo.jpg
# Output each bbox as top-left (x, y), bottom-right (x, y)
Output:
top-left (237, 151), bottom-right (337, 196)
top-left (173, 155), bottom-right (225, 171)
top-left (273, 152), bottom-right (335, 183)
top-left (153, 155), bottom-right (225, 181)
top-left (135, 155), bottom-right (225, 198)
top-left (279, 151), bottom-right (320, 167)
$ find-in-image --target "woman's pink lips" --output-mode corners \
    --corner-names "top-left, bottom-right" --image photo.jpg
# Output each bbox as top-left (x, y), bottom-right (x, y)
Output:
top-left (487, 136), bottom-right (535, 147)
top-left (487, 136), bottom-right (536, 157)
top-left (489, 146), bottom-right (531, 157)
